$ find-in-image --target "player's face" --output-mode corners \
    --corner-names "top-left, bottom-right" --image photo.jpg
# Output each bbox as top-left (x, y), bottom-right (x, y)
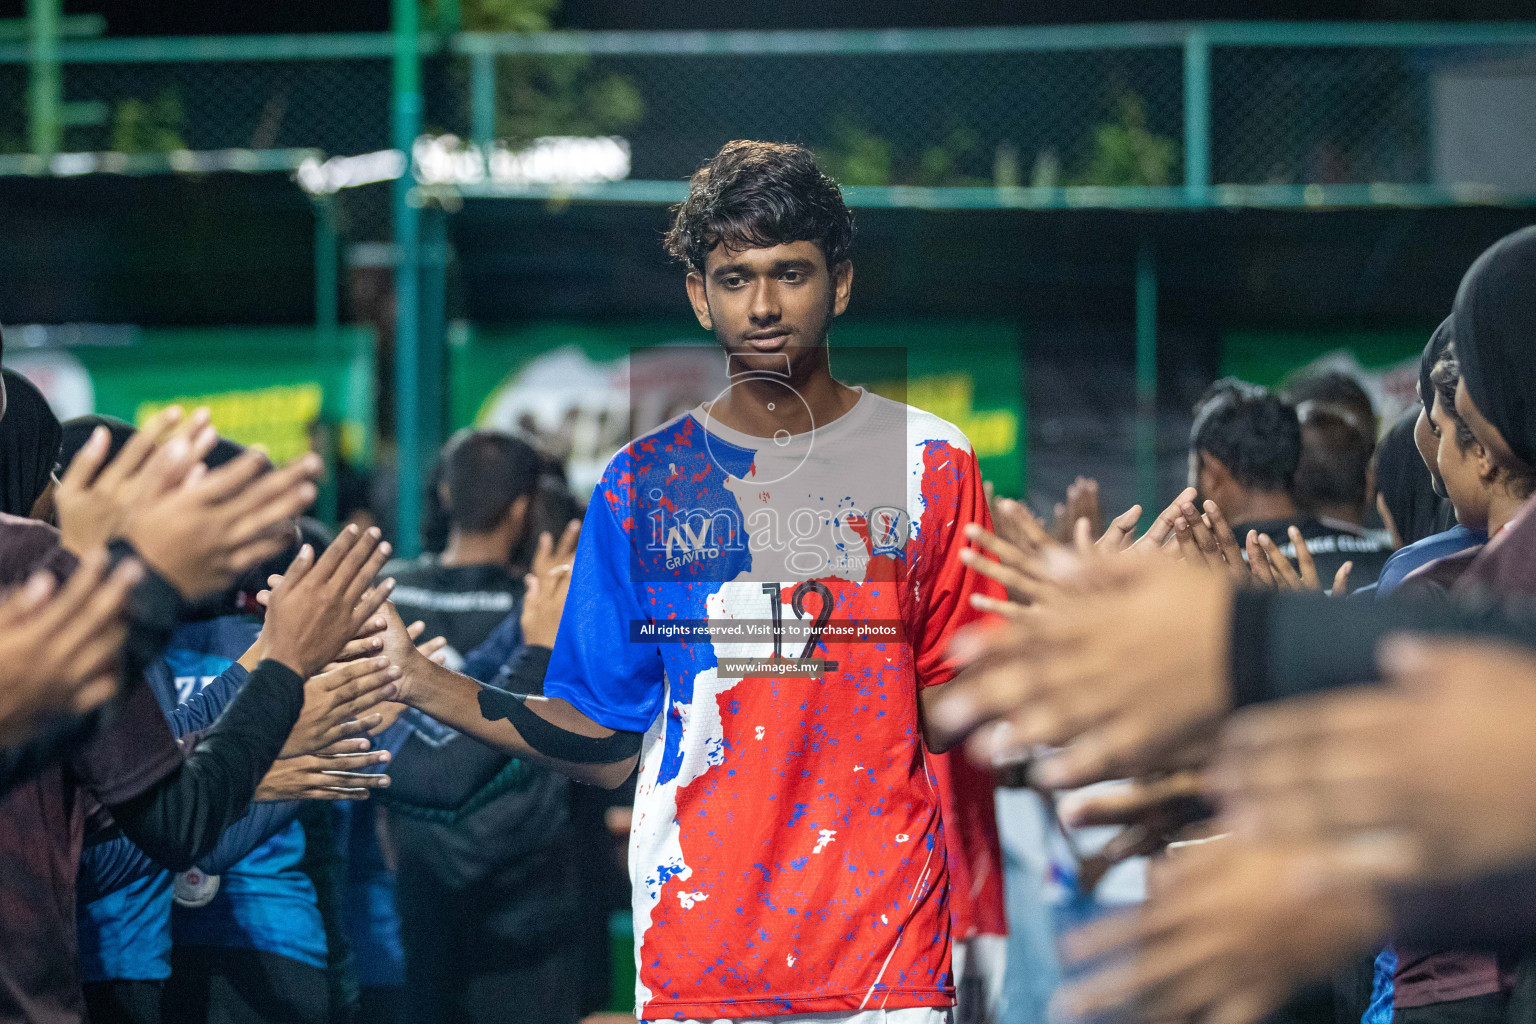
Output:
top-left (685, 240), bottom-right (852, 378)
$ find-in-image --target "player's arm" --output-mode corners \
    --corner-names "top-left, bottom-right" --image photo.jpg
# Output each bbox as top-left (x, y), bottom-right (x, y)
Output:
top-left (383, 623), bottom-right (638, 790)
top-left (383, 516), bottom-right (653, 790)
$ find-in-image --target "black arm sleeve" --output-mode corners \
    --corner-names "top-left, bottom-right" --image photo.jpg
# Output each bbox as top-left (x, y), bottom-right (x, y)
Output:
top-left (1392, 865), bottom-right (1536, 950)
top-left (107, 659), bottom-right (305, 871)
top-left (1231, 589), bottom-right (1536, 707)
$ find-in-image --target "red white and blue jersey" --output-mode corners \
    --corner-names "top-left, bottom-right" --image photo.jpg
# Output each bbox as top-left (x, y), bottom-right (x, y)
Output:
top-left (543, 389), bottom-right (996, 1019)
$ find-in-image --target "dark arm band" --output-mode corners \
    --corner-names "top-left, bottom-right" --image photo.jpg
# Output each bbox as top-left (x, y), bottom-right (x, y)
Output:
top-left (475, 646), bottom-right (642, 765)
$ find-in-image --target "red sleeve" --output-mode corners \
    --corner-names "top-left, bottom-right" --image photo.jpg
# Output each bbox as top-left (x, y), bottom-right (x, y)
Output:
top-left (929, 748), bottom-right (1008, 938)
top-left (909, 444), bottom-right (1005, 688)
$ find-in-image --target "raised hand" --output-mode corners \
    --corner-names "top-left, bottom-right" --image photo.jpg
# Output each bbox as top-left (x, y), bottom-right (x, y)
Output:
top-left (119, 449), bottom-right (324, 600)
top-left (1058, 838), bottom-right (1390, 1024)
top-left (280, 656), bottom-right (402, 758)
top-left (1215, 637), bottom-right (1536, 882)
top-left (0, 550), bottom-right (144, 744)
top-left (1249, 528), bottom-right (1353, 596)
top-left (1050, 477), bottom-right (1104, 543)
top-left (255, 747), bottom-right (392, 802)
top-left (933, 554), bottom-right (1235, 789)
top-left (261, 525), bottom-right (397, 679)
top-left (522, 523), bottom-right (580, 648)
top-left (55, 407), bottom-right (217, 555)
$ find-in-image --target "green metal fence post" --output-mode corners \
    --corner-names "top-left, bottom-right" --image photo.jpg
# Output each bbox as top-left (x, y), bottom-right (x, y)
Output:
top-left (1135, 237), bottom-right (1159, 525)
top-left (314, 195), bottom-right (338, 350)
top-left (26, 0), bottom-right (60, 157)
top-left (418, 201), bottom-right (449, 468)
top-left (470, 50), bottom-right (496, 154)
top-left (1183, 26), bottom-right (1210, 207)
top-left (393, 0), bottom-right (424, 556)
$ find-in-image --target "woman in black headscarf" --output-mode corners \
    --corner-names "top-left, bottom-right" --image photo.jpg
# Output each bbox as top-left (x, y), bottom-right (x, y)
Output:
top-left (0, 369), bottom-right (62, 520)
top-left (1374, 408), bottom-right (1445, 549)
top-left (1452, 225), bottom-right (1536, 478)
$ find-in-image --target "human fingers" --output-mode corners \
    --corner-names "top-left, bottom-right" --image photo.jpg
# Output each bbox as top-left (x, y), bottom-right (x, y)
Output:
top-left (98, 407), bottom-right (195, 491)
top-left (554, 518), bottom-right (581, 563)
top-left (0, 570), bottom-right (60, 628)
top-left (191, 446), bottom-right (276, 503)
top-left (1289, 527), bottom-right (1321, 590)
top-left (32, 549), bottom-right (116, 635)
top-left (316, 749), bottom-right (392, 773)
top-left (959, 545), bottom-right (1050, 605)
top-left (416, 635), bottom-right (448, 661)
top-left (66, 673), bottom-right (120, 716)
top-left (1204, 501), bottom-right (1249, 581)
top-left (1059, 773), bottom-right (1208, 829)
top-left (271, 544), bottom-right (316, 597)
top-left (968, 592), bottom-right (1030, 622)
top-left (307, 523), bottom-right (365, 585)
top-left (339, 536), bottom-right (393, 609)
top-left (218, 453), bottom-right (320, 526)
top-left (1181, 500), bottom-right (1224, 565)
top-left (406, 620), bottom-right (426, 641)
top-left (1331, 562), bottom-right (1353, 598)
top-left (314, 737), bottom-right (372, 756)
top-left (994, 497), bottom-right (1056, 553)
top-left (929, 655), bottom-right (1043, 744)
top-left (1097, 504), bottom-right (1143, 551)
top-left (528, 531), bottom-right (555, 577)
top-left (348, 578), bottom-right (396, 633)
top-left (1173, 515), bottom-right (1210, 568)
top-left (334, 633), bottom-right (386, 662)
top-left (1245, 531), bottom-right (1277, 587)
top-left (1137, 487), bottom-right (1198, 549)
top-left (58, 426), bottom-right (112, 494)
top-left (324, 526), bottom-right (383, 597)
top-left (321, 657), bottom-right (400, 709)
top-left (1257, 533), bottom-right (1303, 589)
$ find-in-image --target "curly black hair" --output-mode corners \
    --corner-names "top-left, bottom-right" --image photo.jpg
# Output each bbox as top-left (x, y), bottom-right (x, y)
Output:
top-left (1190, 378), bottom-right (1302, 493)
top-left (664, 140), bottom-right (854, 273)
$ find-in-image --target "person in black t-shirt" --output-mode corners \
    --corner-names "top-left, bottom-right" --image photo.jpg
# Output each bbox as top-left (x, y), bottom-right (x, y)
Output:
top-left (378, 431), bottom-right (589, 1024)
top-left (385, 430), bottom-right (543, 665)
top-left (1190, 379), bottom-right (1391, 590)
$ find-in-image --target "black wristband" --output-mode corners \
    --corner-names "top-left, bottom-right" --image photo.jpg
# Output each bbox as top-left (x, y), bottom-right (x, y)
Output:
top-left (1228, 588), bottom-right (1273, 709)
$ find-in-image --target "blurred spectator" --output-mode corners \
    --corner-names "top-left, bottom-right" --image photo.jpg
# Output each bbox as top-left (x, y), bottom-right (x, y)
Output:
top-left (1190, 378), bottom-right (1391, 587)
top-left (379, 432), bottom-right (593, 1024)
top-left (1283, 372), bottom-right (1380, 531)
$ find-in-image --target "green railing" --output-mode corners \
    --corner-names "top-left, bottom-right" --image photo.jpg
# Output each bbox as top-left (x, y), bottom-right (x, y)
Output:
top-left (1, 22), bottom-right (1533, 209)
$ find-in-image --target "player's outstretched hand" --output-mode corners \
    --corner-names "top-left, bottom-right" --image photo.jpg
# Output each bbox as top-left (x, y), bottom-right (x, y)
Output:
top-left (1058, 837), bottom-right (1390, 1024)
top-left (55, 407), bottom-right (218, 556)
top-left (255, 748), bottom-right (392, 802)
top-left (522, 522), bottom-right (580, 648)
top-left (280, 656), bottom-right (402, 757)
top-left (0, 550), bottom-right (144, 744)
top-left (932, 554), bottom-right (1234, 789)
top-left (120, 448), bottom-right (323, 601)
top-left (1215, 637), bottom-right (1536, 883)
top-left (261, 525), bottom-right (397, 679)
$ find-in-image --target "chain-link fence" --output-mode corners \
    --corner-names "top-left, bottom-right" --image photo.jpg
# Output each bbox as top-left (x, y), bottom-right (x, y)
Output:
top-left (0, 24), bottom-right (1532, 200)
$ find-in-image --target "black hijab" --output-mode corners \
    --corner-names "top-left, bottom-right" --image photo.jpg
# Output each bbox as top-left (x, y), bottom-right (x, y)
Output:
top-left (1375, 407), bottom-right (1445, 546)
top-left (0, 369), bottom-right (62, 518)
top-left (1420, 316), bottom-right (1454, 418)
top-left (1453, 225), bottom-right (1536, 471)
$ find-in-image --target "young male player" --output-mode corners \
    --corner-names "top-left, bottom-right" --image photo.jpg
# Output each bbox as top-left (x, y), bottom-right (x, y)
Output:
top-left (383, 139), bottom-right (997, 1021)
